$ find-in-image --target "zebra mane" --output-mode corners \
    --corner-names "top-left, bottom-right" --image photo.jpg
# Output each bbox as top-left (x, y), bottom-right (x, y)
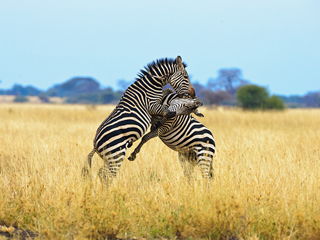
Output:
top-left (136, 58), bottom-right (187, 79)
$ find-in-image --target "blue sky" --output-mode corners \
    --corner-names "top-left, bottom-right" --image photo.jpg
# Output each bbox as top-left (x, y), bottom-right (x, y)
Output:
top-left (0, 0), bottom-right (319, 95)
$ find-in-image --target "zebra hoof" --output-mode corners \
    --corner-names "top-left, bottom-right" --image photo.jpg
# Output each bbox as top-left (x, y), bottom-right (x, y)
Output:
top-left (81, 167), bottom-right (90, 178)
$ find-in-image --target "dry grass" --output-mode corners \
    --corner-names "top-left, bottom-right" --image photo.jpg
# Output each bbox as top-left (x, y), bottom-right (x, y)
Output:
top-left (0, 104), bottom-right (319, 239)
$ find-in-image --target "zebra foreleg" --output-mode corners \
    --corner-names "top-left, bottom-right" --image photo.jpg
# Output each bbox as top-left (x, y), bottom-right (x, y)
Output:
top-left (128, 130), bottom-right (158, 161)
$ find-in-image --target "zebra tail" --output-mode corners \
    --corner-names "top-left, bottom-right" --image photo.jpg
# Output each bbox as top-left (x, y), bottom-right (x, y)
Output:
top-left (87, 148), bottom-right (96, 168)
top-left (82, 149), bottom-right (96, 178)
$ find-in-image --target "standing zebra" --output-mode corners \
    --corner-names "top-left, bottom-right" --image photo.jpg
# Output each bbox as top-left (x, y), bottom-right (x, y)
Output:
top-left (84, 56), bottom-right (194, 182)
top-left (128, 89), bottom-right (215, 179)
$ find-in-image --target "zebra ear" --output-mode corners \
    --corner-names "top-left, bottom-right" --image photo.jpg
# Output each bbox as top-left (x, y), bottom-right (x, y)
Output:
top-left (175, 56), bottom-right (184, 70)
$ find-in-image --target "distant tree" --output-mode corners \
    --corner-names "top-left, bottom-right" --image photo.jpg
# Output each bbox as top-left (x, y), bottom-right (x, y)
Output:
top-left (189, 82), bottom-right (203, 100)
top-left (192, 82), bottom-right (206, 98)
top-left (0, 84), bottom-right (42, 96)
top-left (66, 92), bottom-right (100, 104)
top-left (201, 90), bottom-right (233, 105)
top-left (46, 77), bottom-right (100, 97)
top-left (66, 87), bottom-right (122, 104)
top-left (208, 68), bottom-right (249, 95)
top-left (237, 85), bottom-right (285, 110)
top-left (237, 85), bottom-right (269, 109)
top-left (303, 91), bottom-right (320, 107)
top-left (264, 95), bottom-right (285, 110)
top-left (14, 95), bottom-right (28, 103)
top-left (99, 87), bottom-right (122, 104)
top-left (190, 81), bottom-right (236, 105)
top-left (279, 95), bottom-right (305, 108)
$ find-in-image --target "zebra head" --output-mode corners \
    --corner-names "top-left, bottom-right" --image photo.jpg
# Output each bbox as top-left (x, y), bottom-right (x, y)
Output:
top-left (168, 56), bottom-right (195, 98)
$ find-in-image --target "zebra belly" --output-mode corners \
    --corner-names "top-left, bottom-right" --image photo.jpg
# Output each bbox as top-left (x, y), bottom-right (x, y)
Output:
top-left (158, 116), bottom-right (215, 154)
top-left (95, 110), bottom-right (150, 156)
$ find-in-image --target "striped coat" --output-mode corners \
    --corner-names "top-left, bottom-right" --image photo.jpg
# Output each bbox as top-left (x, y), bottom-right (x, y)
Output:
top-left (129, 90), bottom-right (215, 179)
top-left (84, 57), bottom-right (194, 181)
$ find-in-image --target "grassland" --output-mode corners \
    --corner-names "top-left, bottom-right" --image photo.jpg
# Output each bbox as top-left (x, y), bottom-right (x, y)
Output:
top-left (0, 104), bottom-right (319, 239)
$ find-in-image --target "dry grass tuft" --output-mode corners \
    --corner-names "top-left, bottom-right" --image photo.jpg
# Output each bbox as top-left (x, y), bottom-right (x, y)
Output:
top-left (0, 104), bottom-right (319, 239)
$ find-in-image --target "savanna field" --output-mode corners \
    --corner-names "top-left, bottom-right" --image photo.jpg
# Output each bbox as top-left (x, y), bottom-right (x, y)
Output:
top-left (0, 104), bottom-right (320, 240)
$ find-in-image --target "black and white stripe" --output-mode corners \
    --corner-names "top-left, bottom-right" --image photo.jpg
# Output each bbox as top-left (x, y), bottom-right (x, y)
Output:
top-left (129, 90), bottom-right (215, 179)
top-left (84, 57), bottom-right (193, 181)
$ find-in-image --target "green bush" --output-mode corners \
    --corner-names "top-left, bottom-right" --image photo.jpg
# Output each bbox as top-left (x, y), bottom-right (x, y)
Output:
top-left (265, 95), bottom-right (285, 110)
top-left (236, 85), bottom-right (268, 109)
top-left (237, 85), bottom-right (285, 110)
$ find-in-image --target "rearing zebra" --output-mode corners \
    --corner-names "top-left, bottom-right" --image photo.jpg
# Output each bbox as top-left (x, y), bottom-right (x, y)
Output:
top-left (85, 57), bottom-right (193, 181)
top-left (128, 89), bottom-right (215, 179)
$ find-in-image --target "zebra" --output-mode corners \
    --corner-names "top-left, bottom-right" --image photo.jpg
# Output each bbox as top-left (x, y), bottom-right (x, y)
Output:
top-left (83, 56), bottom-right (194, 182)
top-left (128, 89), bottom-right (215, 179)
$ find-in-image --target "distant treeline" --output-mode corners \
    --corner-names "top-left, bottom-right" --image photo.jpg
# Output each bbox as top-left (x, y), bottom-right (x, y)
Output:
top-left (0, 69), bottom-right (319, 107)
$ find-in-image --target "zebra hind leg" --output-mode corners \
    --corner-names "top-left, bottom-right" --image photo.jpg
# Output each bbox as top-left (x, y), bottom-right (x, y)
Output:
top-left (178, 152), bottom-right (196, 180)
top-left (196, 151), bottom-right (214, 180)
top-left (98, 150), bottom-right (127, 186)
top-left (98, 166), bottom-right (110, 186)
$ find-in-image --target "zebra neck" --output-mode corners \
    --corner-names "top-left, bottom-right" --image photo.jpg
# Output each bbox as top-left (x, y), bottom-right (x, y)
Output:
top-left (162, 93), bottom-right (178, 105)
top-left (138, 72), bottom-right (166, 90)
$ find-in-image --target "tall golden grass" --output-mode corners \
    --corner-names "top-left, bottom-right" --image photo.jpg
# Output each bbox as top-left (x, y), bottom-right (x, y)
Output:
top-left (0, 104), bottom-right (319, 239)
